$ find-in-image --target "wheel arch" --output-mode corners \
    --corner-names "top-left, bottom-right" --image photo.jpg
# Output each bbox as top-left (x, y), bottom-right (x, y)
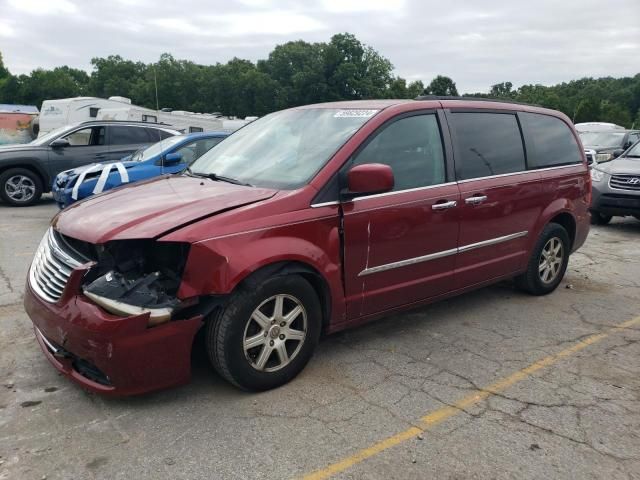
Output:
top-left (0, 162), bottom-right (49, 193)
top-left (235, 260), bottom-right (333, 334)
top-left (548, 211), bottom-right (576, 250)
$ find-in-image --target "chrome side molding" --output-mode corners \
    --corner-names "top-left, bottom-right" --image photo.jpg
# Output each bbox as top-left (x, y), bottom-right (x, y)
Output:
top-left (358, 230), bottom-right (528, 277)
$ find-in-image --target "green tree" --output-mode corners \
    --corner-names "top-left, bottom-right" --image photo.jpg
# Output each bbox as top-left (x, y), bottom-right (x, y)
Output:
top-left (323, 33), bottom-right (394, 100)
top-left (424, 75), bottom-right (459, 96)
top-left (489, 81), bottom-right (515, 98)
top-left (0, 52), bottom-right (9, 80)
top-left (88, 55), bottom-right (148, 104)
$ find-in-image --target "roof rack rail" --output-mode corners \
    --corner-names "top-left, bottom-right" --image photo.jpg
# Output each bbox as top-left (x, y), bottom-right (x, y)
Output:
top-left (415, 95), bottom-right (541, 108)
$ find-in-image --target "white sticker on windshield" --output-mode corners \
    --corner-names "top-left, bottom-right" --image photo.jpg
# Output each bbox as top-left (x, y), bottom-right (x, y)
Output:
top-left (333, 109), bottom-right (379, 118)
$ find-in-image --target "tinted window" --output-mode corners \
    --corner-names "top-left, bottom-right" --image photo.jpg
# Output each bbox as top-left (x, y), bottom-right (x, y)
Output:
top-left (110, 126), bottom-right (151, 145)
top-left (147, 128), bottom-right (173, 140)
top-left (351, 114), bottom-right (445, 191)
top-left (450, 112), bottom-right (525, 180)
top-left (520, 112), bottom-right (582, 167)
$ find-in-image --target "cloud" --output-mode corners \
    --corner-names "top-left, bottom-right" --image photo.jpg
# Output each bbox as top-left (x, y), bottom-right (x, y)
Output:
top-left (7, 0), bottom-right (77, 15)
top-left (1, 0), bottom-right (638, 93)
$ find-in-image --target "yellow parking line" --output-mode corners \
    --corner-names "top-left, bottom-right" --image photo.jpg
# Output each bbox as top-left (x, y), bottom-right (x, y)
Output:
top-left (302, 316), bottom-right (640, 480)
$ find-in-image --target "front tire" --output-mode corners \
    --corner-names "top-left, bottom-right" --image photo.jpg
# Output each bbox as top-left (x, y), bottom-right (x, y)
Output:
top-left (515, 223), bottom-right (570, 296)
top-left (205, 274), bottom-right (321, 391)
top-left (0, 168), bottom-right (43, 207)
top-left (590, 211), bottom-right (612, 225)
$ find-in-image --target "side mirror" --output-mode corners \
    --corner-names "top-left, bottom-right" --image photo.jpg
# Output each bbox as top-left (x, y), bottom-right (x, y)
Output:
top-left (612, 149), bottom-right (624, 158)
top-left (50, 138), bottom-right (70, 148)
top-left (163, 152), bottom-right (183, 165)
top-left (344, 163), bottom-right (394, 198)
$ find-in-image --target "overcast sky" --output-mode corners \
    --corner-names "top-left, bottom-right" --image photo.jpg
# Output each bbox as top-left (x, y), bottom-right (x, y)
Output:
top-left (1, 0), bottom-right (638, 93)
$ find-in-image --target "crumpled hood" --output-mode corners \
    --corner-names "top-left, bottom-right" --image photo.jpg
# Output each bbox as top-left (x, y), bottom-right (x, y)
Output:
top-left (594, 157), bottom-right (640, 175)
top-left (53, 175), bottom-right (277, 243)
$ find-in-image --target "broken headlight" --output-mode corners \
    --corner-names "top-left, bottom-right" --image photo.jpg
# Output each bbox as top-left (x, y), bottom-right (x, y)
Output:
top-left (82, 240), bottom-right (190, 326)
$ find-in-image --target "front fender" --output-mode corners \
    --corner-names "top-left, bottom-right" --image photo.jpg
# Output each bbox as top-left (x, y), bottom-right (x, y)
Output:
top-left (176, 216), bottom-right (346, 326)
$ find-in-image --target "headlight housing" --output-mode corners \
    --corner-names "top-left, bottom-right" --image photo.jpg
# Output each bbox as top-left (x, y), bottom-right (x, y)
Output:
top-left (590, 168), bottom-right (606, 182)
top-left (595, 153), bottom-right (613, 163)
top-left (82, 240), bottom-right (190, 325)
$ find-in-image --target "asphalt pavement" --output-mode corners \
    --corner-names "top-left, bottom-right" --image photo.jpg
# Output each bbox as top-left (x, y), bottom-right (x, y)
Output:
top-left (1, 196), bottom-right (639, 480)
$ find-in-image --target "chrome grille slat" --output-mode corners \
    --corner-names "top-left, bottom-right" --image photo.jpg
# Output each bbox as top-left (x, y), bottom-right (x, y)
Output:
top-left (609, 174), bottom-right (640, 191)
top-left (29, 228), bottom-right (86, 303)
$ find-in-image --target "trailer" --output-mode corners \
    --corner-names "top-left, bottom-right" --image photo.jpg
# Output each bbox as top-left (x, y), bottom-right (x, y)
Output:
top-left (38, 96), bottom-right (253, 137)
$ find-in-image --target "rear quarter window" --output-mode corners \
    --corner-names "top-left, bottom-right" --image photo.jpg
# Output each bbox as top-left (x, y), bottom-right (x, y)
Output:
top-left (110, 126), bottom-right (151, 145)
top-left (519, 112), bottom-right (582, 168)
top-left (449, 112), bottom-right (526, 180)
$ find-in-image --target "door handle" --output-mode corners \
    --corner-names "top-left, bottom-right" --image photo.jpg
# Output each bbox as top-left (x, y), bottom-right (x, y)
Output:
top-left (432, 200), bottom-right (457, 211)
top-left (465, 195), bottom-right (488, 205)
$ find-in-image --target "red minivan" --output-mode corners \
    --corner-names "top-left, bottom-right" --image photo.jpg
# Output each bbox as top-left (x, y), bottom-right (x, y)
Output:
top-left (24, 98), bottom-right (590, 395)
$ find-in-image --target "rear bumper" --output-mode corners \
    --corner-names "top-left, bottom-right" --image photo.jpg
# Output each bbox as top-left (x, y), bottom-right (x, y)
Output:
top-left (591, 184), bottom-right (640, 216)
top-left (24, 279), bottom-right (202, 396)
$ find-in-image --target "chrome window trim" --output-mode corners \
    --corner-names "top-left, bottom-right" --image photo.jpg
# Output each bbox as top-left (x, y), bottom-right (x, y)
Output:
top-left (310, 201), bottom-right (340, 208)
top-left (457, 164), bottom-right (580, 184)
top-left (358, 230), bottom-right (528, 277)
top-left (350, 182), bottom-right (458, 203)
top-left (311, 164), bottom-right (583, 208)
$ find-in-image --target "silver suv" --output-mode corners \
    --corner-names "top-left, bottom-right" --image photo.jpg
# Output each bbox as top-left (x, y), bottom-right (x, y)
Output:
top-left (590, 140), bottom-right (640, 224)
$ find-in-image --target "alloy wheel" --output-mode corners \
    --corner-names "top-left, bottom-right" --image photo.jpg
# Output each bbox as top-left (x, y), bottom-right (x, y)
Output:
top-left (538, 237), bottom-right (564, 284)
top-left (5, 175), bottom-right (36, 202)
top-left (243, 294), bottom-right (307, 372)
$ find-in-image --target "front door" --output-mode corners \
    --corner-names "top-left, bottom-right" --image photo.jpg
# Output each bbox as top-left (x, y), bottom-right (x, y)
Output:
top-left (446, 110), bottom-right (542, 288)
top-left (48, 125), bottom-right (108, 177)
top-left (342, 113), bottom-right (460, 318)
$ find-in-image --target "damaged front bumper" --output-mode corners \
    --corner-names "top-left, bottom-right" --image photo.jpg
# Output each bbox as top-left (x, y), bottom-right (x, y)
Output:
top-left (24, 276), bottom-right (203, 396)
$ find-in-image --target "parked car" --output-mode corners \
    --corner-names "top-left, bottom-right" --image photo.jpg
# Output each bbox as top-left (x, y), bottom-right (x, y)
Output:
top-left (574, 122), bottom-right (624, 133)
top-left (589, 138), bottom-right (640, 224)
top-left (24, 98), bottom-right (590, 395)
top-left (0, 120), bottom-right (179, 206)
top-left (580, 129), bottom-right (640, 165)
top-left (52, 132), bottom-right (229, 208)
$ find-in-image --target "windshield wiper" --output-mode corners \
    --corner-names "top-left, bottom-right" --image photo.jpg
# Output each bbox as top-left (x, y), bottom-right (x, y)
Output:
top-left (184, 167), bottom-right (253, 186)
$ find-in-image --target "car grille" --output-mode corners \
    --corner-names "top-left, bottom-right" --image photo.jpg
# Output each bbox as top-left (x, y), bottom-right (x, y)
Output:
top-left (609, 174), bottom-right (640, 191)
top-left (29, 228), bottom-right (86, 302)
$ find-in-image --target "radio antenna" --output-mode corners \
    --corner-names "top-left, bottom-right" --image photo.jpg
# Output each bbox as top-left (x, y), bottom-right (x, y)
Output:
top-left (152, 64), bottom-right (164, 175)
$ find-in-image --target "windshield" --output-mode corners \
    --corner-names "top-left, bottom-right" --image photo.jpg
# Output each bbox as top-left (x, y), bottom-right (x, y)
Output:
top-left (626, 141), bottom-right (640, 157)
top-left (132, 135), bottom-right (187, 162)
top-left (579, 131), bottom-right (626, 148)
top-left (189, 108), bottom-right (377, 189)
top-left (30, 125), bottom-right (77, 146)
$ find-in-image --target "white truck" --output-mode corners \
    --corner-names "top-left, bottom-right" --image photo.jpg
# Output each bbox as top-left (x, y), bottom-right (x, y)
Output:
top-left (38, 96), bottom-right (253, 136)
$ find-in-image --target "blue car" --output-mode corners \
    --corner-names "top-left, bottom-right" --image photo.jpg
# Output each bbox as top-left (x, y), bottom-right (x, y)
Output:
top-left (52, 132), bottom-right (229, 208)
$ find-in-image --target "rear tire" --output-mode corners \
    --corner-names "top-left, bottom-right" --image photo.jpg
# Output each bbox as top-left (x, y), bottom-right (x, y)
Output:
top-left (0, 168), bottom-right (43, 207)
top-left (590, 211), bottom-right (612, 225)
top-left (515, 223), bottom-right (570, 296)
top-left (205, 274), bottom-right (321, 391)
